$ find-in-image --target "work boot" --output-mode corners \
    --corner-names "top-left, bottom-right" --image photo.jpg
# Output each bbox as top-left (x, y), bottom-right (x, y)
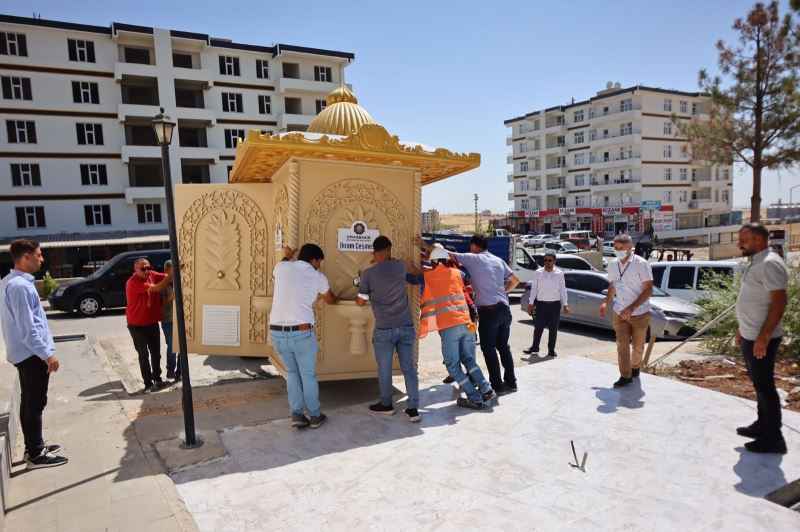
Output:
top-left (745, 436), bottom-right (787, 455)
top-left (736, 421), bottom-right (763, 439)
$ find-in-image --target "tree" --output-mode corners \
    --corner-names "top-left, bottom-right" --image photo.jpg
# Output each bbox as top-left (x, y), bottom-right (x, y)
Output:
top-left (680, 1), bottom-right (800, 222)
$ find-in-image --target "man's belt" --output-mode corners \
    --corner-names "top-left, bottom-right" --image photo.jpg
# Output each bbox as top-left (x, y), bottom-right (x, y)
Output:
top-left (477, 302), bottom-right (506, 310)
top-left (269, 323), bottom-right (313, 332)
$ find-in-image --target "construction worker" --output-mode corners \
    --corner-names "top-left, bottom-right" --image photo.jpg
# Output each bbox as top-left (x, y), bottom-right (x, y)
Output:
top-left (420, 247), bottom-right (495, 410)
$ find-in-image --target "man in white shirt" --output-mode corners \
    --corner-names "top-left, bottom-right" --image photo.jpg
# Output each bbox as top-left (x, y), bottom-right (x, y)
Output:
top-left (599, 234), bottom-right (653, 388)
top-left (524, 251), bottom-right (569, 357)
top-left (270, 244), bottom-right (337, 429)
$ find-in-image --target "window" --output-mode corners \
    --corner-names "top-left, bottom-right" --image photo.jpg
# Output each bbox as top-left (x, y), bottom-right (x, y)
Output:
top-left (258, 94), bottom-right (272, 115)
top-left (124, 47), bottom-right (150, 65)
top-left (71, 81), bottom-right (99, 104)
top-left (315, 99), bottom-right (327, 114)
top-left (722, 189), bottom-right (730, 202)
top-left (256, 59), bottom-right (269, 79)
top-left (224, 129), bottom-right (245, 149)
top-left (520, 161), bottom-right (528, 172)
top-left (15, 206), bottom-right (45, 228)
top-left (574, 131), bottom-right (584, 144)
top-left (667, 266), bottom-right (695, 289)
top-left (520, 180), bottom-right (529, 191)
top-left (76, 123), bottom-right (103, 145)
top-left (80, 164), bottom-right (107, 185)
top-left (519, 142), bottom-right (528, 153)
top-left (589, 128), bottom-right (597, 141)
top-left (663, 98), bottom-right (672, 112)
top-left (67, 39), bottom-right (95, 62)
top-left (575, 174), bottom-right (585, 186)
top-left (678, 191), bottom-right (687, 202)
top-left (715, 190), bottom-right (720, 203)
top-left (620, 122), bottom-right (632, 136)
top-left (574, 153), bottom-right (585, 165)
top-left (565, 272), bottom-right (607, 292)
top-left (515, 247), bottom-right (536, 270)
top-left (664, 168), bottom-right (672, 181)
top-left (588, 108), bottom-right (596, 119)
top-left (679, 100), bottom-right (688, 113)
top-left (573, 110), bottom-right (584, 123)
top-left (680, 145), bottom-right (688, 158)
top-left (663, 122), bottom-right (672, 135)
top-left (663, 191), bottom-right (672, 202)
top-left (663, 145), bottom-right (672, 158)
top-left (6, 120), bottom-right (36, 143)
top-left (620, 98), bottom-right (633, 112)
top-left (575, 195), bottom-right (585, 207)
top-left (651, 265), bottom-right (665, 287)
top-left (1, 32), bottom-right (27, 56)
top-left (679, 168), bottom-right (688, 181)
top-left (84, 204), bottom-right (111, 226)
top-left (520, 199), bottom-right (529, 209)
top-left (10, 164), bottom-right (41, 187)
top-left (137, 203), bottom-right (162, 224)
top-left (285, 97), bottom-right (302, 114)
top-left (519, 123), bottom-right (528, 134)
top-left (173, 53), bottom-right (193, 68)
top-left (696, 267), bottom-right (733, 290)
top-left (221, 92), bottom-right (243, 112)
top-left (219, 55), bottom-right (240, 76)
top-left (1, 77), bottom-right (32, 100)
top-left (314, 66), bottom-right (332, 82)
top-left (721, 168), bottom-right (730, 180)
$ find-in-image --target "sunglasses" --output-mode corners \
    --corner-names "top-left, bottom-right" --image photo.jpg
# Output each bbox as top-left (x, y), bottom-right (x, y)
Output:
top-left (138, 266), bottom-right (152, 271)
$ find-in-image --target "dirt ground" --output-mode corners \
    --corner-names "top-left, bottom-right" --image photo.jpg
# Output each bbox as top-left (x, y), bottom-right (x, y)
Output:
top-left (657, 357), bottom-right (800, 412)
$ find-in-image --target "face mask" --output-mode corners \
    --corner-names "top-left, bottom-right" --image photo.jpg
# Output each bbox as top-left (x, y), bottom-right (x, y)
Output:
top-left (614, 249), bottom-right (630, 259)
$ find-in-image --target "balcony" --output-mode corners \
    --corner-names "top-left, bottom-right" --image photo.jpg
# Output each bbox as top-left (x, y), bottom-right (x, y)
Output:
top-left (689, 199), bottom-right (712, 209)
top-left (507, 172), bottom-right (514, 183)
top-left (545, 162), bottom-right (567, 170)
top-left (546, 183), bottom-right (565, 191)
top-left (179, 147), bottom-right (219, 163)
top-left (599, 199), bottom-right (638, 208)
top-left (125, 186), bottom-right (165, 204)
top-left (590, 129), bottom-right (642, 148)
top-left (508, 191), bottom-right (515, 201)
top-left (526, 126), bottom-right (541, 139)
top-left (591, 177), bottom-right (642, 192)
top-left (175, 68), bottom-right (213, 86)
top-left (276, 77), bottom-right (339, 95)
top-left (506, 135), bottom-right (513, 146)
top-left (121, 145), bottom-right (161, 162)
top-left (692, 171), bottom-right (712, 182)
top-left (589, 105), bottom-right (642, 125)
top-left (114, 62), bottom-right (159, 81)
top-left (544, 120), bottom-right (566, 131)
top-left (117, 103), bottom-right (161, 122)
top-left (173, 107), bottom-right (216, 124)
top-left (590, 153), bottom-right (642, 171)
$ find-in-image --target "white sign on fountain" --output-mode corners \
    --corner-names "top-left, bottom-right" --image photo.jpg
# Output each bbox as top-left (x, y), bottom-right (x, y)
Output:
top-left (337, 220), bottom-right (379, 252)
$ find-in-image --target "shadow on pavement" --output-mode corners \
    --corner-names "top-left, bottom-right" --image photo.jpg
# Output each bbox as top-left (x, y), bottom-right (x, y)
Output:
top-left (591, 381), bottom-right (646, 413)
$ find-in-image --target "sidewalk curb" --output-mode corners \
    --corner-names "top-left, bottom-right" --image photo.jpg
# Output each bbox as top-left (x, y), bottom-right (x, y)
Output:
top-left (92, 341), bottom-right (200, 532)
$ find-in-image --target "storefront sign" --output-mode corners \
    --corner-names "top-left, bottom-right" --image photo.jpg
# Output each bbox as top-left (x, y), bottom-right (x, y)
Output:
top-left (525, 210), bottom-right (539, 218)
top-left (614, 215), bottom-right (628, 223)
top-left (559, 207), bottom-right (576, 216)
top-left (652, 212), bottom-right (674, 232)
top-left (338, 220), bottom-right (379, 252)
top-left (601, 207), bottom-right (621, 216)
top-left (642, 200), bottom-right (662, 211)
top-left (769, 229), bottom-right (786, 245)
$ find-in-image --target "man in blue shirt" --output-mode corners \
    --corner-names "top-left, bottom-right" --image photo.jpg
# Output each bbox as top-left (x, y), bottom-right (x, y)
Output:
top-left (0, 239), bottom-right (68, 469)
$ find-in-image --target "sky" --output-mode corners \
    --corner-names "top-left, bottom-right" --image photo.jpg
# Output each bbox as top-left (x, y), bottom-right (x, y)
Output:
top-left (5, 0), bottom-right (799, 213)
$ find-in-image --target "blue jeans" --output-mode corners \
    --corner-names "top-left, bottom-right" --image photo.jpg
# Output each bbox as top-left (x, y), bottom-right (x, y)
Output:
top-left (440, 324), bottom-right (492, 402)
top-left (372, 325), bottom-right (419, 409)
top-left (270, 329), bottom-right (321, 417)
top-left (161, 321), bottom-right (181, 377)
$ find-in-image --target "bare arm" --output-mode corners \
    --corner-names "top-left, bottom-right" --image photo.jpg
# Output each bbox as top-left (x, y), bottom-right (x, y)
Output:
top-left (321, 290), bottom-right (338, 305)
top-left (504, 274), bottom-right (520, 294)
top-left (599, 283), bottom-right (616, 317)
top-left (147, 272), bottom-right (172, 293)
top-left (752, 289), bottom-right (788, 358)
top-left (404, 259), bottom-right (422, 277)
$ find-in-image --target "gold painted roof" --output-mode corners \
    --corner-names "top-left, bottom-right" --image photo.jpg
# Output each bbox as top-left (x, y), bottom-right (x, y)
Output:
top-left (307, 85), bottom-right (376, 136)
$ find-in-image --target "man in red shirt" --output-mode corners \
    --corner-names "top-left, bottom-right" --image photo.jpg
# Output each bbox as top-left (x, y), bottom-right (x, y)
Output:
top-left (126, 258), bottom-right (172, 393)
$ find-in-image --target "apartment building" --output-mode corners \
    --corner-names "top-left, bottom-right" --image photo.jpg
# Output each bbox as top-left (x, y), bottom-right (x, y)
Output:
top-left (504, 83), bottom-right (734, 239)
top-left (0, 14), bottom-right (352, 275)
top-left (421, 208), bottom-right (440, 232)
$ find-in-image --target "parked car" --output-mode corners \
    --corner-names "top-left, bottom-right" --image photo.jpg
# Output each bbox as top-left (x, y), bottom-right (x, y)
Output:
top-left (559, 230), bottom-right (597, 250)
top-left (48, 249), bottom-right (171, 316)
top-left (543, 240), bottom-right (580, 254)
top-left (523, 234), bottom-right (557, 247)
top-left (602, 241), bottom-right (616, 256)
top-left (511, 246), bottom-right (598, 293)
top-left (649, 260), bottom-right (742, 302)
top-left (520, 270), bottom-right (699, 339)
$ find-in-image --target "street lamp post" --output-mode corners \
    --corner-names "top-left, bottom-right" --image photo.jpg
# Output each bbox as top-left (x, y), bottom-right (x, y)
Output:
top-left (152, 108), bottom-right (199, 448)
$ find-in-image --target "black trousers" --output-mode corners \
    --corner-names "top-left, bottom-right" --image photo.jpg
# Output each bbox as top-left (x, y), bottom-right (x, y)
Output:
top-left (128, 324), bottom-right (162, 386)
top-left (532, 300), bottom-right (561, 355)
top-left (15, 355), bottom-right (50, 456)
top-left (741, 337), bottom-right (783, 439)
top-left (477, 303), bottom-right (516, 390)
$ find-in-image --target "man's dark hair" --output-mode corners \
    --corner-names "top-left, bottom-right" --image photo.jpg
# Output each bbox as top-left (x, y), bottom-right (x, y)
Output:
top-left (740, 222), bottom-right (769, 241)
top-left (298, 243), bottom-right (325, 263)
top-left (469, 234), bottom-right (488, 251)
top-left (10, 239), bottom-right (40, 263)
top-left (373, 236), bottom-right (392, 252)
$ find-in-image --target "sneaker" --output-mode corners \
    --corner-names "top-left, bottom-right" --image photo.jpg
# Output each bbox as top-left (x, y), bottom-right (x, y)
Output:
top-left (456, 396), bottom-right (483, 410)
top-left (23, 444), bottom-right (62, 462)
top-left (631, 368), bottom-right (640, 377)
top-left (369, 402), bottom-right (396, 415)
top-left (613, 377), bottom-right (633, 388)
top-left (290, 412), bottom-right (310, 428)
top-left (481, 389), bottom-right (497, 402)
top-left (736, 422), bottom-right (763, 439)
top-left (153, 379), bottom-right (165, 390)
top-left (548, 352), bottom-right (557, 358)
top-left (745, 437), bottom-right (787, 454)
top-left (522, 347), bottom-right (539, 355)
top-left (505, 383), bottom-right (518, 392)
top-left (495, 387), bottom-right (512, 396)
top-left (442, 375), bottom-right (455, 384)
top-left (27, 452), bottom-right (68, 470)
top-left (141, 384), bottom-right (153, 395)
top-left (309, 413), bottom-right (327, 429)
top-left (404, 408), bottom-right (420, 422)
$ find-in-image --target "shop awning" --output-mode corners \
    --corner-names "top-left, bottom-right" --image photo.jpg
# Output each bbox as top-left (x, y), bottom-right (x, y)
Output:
top-left (0, 231), bottom-right (169, 252)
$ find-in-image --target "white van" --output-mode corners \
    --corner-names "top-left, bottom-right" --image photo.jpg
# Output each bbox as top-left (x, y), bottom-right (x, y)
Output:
top-left (511, 245), bottom-right (597, 292)
top-left (649, 260), bottom-right (742, 302)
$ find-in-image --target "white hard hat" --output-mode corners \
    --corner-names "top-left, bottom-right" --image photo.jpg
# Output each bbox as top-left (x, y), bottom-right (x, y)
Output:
top-left (432, 243), bottom-right (444, 249)
top-left (430, 247), bottom-right (450, 262)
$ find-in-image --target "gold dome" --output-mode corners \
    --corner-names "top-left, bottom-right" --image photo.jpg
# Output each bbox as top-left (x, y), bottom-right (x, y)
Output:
top-left (307, 85), bottom-right (376, 136)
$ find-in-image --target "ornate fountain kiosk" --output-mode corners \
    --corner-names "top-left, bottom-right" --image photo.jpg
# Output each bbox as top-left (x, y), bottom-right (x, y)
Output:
top-left (174, 86), bottom-right (479, 380)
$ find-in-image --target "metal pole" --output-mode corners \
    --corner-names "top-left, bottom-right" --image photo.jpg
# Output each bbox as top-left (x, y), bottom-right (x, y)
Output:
top-left (790, 184), bottom-right (800, 250)
top-left (159, 142), bottom-right (198, 447)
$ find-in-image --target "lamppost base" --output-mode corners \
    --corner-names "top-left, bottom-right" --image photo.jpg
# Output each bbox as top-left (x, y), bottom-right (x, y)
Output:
top-left (180, 439), bottom-right (204, 450)
top-left (154, 431), bottom-right (225, 473)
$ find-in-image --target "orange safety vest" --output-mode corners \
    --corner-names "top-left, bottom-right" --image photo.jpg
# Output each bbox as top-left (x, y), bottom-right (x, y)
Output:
top-left (419, 265), bottom-right (471, 338)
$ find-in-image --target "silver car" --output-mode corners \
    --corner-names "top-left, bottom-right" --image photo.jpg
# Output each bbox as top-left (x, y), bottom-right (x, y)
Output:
top-left (520, 270), bottom-right (698, 339)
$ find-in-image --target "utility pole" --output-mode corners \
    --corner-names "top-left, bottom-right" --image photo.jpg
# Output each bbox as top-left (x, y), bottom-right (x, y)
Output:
top-left (474, 193), bottom-right (479, 234)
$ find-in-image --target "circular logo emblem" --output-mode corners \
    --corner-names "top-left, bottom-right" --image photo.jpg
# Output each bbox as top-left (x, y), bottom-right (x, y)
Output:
top-left (353, 223), bottom-right (366, 235)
